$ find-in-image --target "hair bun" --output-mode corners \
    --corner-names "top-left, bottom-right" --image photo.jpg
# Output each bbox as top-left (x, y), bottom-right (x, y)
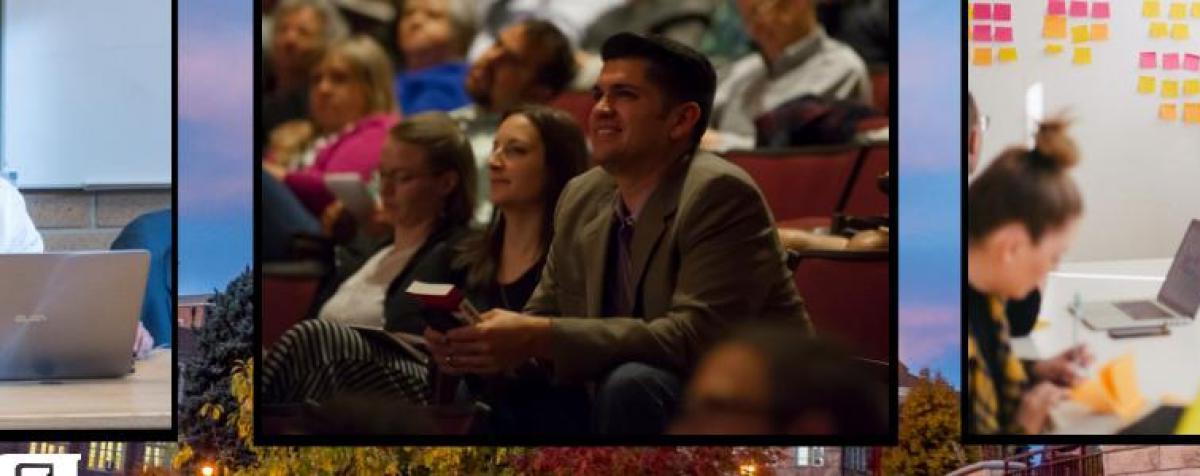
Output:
top-left (1032, 117), bottom-right (1080, 170)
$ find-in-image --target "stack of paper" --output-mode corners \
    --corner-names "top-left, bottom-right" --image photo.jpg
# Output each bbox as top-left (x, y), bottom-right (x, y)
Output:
top-left (1070, 354), bottom-right (1147, 421)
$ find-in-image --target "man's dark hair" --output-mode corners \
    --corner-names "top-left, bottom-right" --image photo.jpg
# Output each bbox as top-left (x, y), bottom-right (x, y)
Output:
top-left (968, 91), bottom-right (979, 129)
top-left (600, 32), bottom-right (717, 149)
top-left (522, 19), bottom-right (577, 97)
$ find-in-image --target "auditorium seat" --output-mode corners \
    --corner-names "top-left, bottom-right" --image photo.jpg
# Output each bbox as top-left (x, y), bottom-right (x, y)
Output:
top-left (842, 141), bottom-right (890, 218)
top-left (723, 144), bottom-right (861, 223)
top-left (550, 90), bottom-right (596, 129)
top-left (262, 261), bottom-right (324, 350)
top-left (791, 249), bottom-right (890, 362)
top-left (869, 63), bottom-right (889, 116)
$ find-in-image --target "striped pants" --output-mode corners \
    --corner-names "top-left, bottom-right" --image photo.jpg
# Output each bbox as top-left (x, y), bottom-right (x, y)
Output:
top-left (261, 319), bottom-right (431, 405)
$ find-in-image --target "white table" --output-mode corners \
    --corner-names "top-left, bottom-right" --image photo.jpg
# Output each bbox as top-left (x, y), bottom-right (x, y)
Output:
top-left (0, 349), bottom-right (172, 430)
top-left (1011, 258), bottom-right (1199, 434)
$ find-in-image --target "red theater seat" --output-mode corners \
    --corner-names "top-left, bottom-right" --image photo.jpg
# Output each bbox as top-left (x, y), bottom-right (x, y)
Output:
top-left (262, 261), bottom-right (324, 349)
top-left (723, 145), bottom-right (861, 223)
top-left (842, 141), bottom-right (890, 218)
top-left (791, 249), bottom-right (890, 362)
top-left (869, 63), bottom-right (889, 116)
top-left (550, 91), bottom-right (596, 129)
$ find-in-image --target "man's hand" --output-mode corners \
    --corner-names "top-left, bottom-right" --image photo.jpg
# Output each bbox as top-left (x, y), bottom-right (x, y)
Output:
top-left (1016, 381), bottom-right (1068, 434)
top-left (133, 322), bottom-right (154, 360)
top-left (1033, 344), bottom-right (1093, 387)
top-left (432, 309), bottom-right (552, 375)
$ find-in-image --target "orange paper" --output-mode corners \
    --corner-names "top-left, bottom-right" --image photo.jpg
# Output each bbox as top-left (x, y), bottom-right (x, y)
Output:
top-left (1092, 23), bottom-right (1110, 41)
top-left (1070, 354), bottom-right (1146, 422)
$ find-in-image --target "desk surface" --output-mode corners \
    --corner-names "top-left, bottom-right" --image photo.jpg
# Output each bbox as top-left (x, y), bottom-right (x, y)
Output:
top-left (0, 349), bottom-right (172, 430)
top-left (1011, 258), bottom-right (1198, 434)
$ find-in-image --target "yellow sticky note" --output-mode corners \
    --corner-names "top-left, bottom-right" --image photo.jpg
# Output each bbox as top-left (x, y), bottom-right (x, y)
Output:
top-left (1138, 76), bottom-right (1157, 94)
top-left (1186, 103), bottom-right (1200, 123)
top-left (1171, 1), bottom-right (1188, 18)
top-left (1045, 44), bottom-right (1065, 55)
top-left (1073, 46), bottom-right (1092, 65)
top-left (1164, 80), bottom-right (1180, 98)
top-left (1151, 21), bottom-right (1169, 38)
top-left (1177, 393), bottom-right (1200, 434)
top-left (1091, 23), bottom-right (1110, 41)
top-left (1193, 1), bottom-right (1200, 17)
top-left (1146, 0), bottom-right (1162, 17)
top-left (1044, 15), bottom-right (1068, 39)
top-left (998, 47), bottom-right (1018, 63)
top-left (1172, 23), bottom-right (1191, 39)
top-left (1071, 24), bottom-right (1090, 43)
top-left (1160, 103), bottom-right (1179, 120)
top-left (969, 3), bottom-right (974, 20)
top-left (1186, 79), bottom-right (1200, 96)
top-left (973, 47), bottom-right (992, 66)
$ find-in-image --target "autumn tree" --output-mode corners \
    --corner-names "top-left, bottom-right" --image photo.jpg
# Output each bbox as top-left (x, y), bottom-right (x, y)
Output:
top-left (511, 447), bottom-right (787, 476)
top-left (883, 369), bottom-right (980, 475)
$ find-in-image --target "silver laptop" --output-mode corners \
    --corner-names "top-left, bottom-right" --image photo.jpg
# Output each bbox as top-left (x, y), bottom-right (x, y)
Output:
top-left (1079, 219), bottom-right (1200, 330)
top-left (0, 250), bottom-right (149, 380)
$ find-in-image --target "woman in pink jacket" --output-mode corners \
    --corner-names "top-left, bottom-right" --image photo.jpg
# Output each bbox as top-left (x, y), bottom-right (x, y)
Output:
top-left (264, 35), bottom-right (400, 217)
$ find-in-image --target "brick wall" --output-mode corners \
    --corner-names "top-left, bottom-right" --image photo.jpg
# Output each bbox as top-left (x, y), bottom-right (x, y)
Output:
top-left (1101, 445), bottom-right (1200, 475)
top-left (22, 189), bottom-right (171, 251)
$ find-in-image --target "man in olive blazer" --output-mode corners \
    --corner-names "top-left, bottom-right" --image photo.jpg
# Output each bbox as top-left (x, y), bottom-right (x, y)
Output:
top-left (430, 33), bottom-right (810, 434)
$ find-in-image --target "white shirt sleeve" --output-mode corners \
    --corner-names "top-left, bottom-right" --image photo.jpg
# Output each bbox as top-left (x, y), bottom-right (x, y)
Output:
top-left (0, 178), bottom-right (44, 253)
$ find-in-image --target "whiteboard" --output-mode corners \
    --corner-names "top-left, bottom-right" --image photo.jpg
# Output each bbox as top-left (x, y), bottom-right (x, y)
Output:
top-left (1, 0), bottom-right (171, 188)
top-left (968, 0), bottom-right (1200, 262)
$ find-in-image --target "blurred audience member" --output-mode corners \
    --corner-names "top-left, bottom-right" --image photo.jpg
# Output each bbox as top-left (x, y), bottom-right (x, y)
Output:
top-left (264, 35), bottom-right (399, 217)
top-left (263, 0), bottom-right (350, 155)
top-left (452, 19), bottom-right (577, 222)
top-left (262, 111), bottom-right (477, 405)
top-left (672, 324), bottom-right (887, 435)
top-left (464, 0), bottom-right (623, 60)
top-left (391, 0), bottom-right (476, 114)
top-left (817, 0), bottom-right (890, 65)
top-left (581, 0), bottom-right (719, 53)
top-left (0, 177), bottom-right (42, 253)
top-left (707, 0), bottom-right (870, 151)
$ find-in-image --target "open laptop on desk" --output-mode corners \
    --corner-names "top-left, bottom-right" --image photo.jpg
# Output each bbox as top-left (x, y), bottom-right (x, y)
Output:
top-left (1079, 219), bottom-right (1200, 330)
top-left (0, 250), bottom-right (148, 380)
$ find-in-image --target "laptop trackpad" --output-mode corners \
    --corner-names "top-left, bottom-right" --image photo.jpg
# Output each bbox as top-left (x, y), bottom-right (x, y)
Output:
top-left (1115, 300), bottom-right (1172, 319)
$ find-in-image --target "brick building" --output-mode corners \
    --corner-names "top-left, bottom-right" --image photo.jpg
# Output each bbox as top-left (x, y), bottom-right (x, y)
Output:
top-left (22, 189), bottom-right (170, 251)
top-left (0, 441), bottom-right (176, 475)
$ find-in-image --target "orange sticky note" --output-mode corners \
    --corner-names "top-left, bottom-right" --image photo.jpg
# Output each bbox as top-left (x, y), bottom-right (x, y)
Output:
top-left (1171, 1), bottom-right (1188, 18)
top-left (973, 47), bottom-right (992, 66)
top-left (1046, 44), bottom-right (1065, 55)
top-left (1185, 79), bottom-right (1200, 96)
top-left (1071, 24), bottom-right (1091, 42)
top-left (1186, 103), bottom-right (1200, 123)
top-left (1138, 76), bottom-right (1157, 94)
top-left (1163, 80), bottom-right (1180, 98)
top-left (1161, 103), bottom-right (1179, 120)
top-left (1145, 0), bottom-right (1163, 16)
top-left (1044, 15), bottom-right (1069, 38)
top-left (1151, 21), bottom-right (1169, 37)
top-left (1073, 46), bottom-right (1092, 65)
top-left (998, 47), bottom-right (1018, 63)
top-left (1091, 23), bottom-right (1110, 41)
top-left (1172, 23), bottom-right (1191, 39)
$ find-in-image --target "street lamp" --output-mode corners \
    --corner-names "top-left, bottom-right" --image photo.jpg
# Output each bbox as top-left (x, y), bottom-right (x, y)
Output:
top-left (739, 463), bottom-right (757, 475)
top-left (200, 464), bottom-right (215, 476)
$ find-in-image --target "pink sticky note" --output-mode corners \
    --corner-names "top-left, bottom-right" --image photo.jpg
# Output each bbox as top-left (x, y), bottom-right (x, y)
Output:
top-left (975, 3), bottom-right (993, 19)
top-left (1185, 54), bottom-right (1200, 71)
top-left (994, 26), bottom-right (1014, 42)
top-left (1049, 0), bottom-right (1067, 15)
top-left (994, 3), bottom-right (1012, 20)
top-left (1092, 2), bottom-right (1111, 18)
top-left (1069, 0), bottom-right (1089, 16)
top-left (1164, 53), bottom-right (1181, 69)
top-left (1141, 51), bottom-right (1158, 68)
top-left (974, 24), bottom-right (993, 41)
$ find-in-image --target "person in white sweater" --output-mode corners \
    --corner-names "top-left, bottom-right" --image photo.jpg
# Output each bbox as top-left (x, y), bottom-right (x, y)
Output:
top-left (0, 177), bottom-right (43, 253)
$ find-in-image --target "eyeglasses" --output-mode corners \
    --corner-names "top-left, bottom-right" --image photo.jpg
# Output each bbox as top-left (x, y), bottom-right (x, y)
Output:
top-left (373, 169), bottom-right (432, 187)
top-left (977, 114), bottom-right (991, 133)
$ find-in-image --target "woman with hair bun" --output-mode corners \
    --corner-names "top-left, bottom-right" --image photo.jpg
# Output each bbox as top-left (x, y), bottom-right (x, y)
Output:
top-left (966, 119), bottom-right (1094, 435)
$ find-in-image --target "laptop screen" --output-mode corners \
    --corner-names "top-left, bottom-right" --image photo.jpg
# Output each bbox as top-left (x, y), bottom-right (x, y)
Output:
top-left (1159, 219), bottom-right (1200, 317)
